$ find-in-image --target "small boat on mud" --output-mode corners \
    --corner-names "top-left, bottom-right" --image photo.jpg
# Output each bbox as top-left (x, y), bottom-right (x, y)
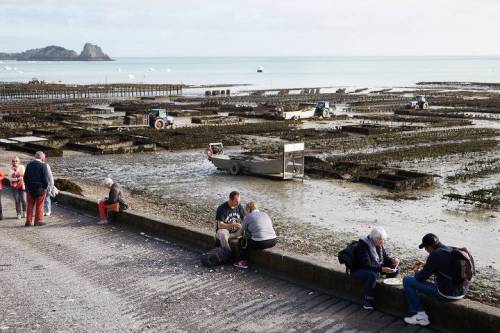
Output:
top-left (205, 142), bottom-right (304, 180)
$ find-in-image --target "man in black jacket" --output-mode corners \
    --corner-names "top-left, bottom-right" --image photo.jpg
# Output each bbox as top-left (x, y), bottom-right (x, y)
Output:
top-left (403, 233), bottom-right (469, 327)
top-left (352, 226), bottom-right (400, 310)
top-left (24, 151), bottom-right (49, 226)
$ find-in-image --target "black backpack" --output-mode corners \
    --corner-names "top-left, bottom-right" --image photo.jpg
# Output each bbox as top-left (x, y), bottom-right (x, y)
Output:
top-left (201, 247), bottom-right (232, 267)
top-left (338, 241), bottom-right (359, 274)
top-left (450, 247), bottom-right (475, 285)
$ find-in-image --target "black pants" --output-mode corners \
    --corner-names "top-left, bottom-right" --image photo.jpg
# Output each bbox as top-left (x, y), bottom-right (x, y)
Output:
top-left (0, 189), bottom-right (3, 219)
top-left (241, 238), bottom-right (277, 260)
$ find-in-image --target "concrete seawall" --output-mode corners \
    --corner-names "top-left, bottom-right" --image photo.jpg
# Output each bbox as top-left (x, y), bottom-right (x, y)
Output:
top-left (55, 191), bottom-right (500, 333)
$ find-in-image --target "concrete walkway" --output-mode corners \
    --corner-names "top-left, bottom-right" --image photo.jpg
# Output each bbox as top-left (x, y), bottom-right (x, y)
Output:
top-left (0, 191), bottom-right (434, 333)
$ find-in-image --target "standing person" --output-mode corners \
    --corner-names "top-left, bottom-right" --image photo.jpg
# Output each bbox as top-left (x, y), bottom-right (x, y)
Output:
top-left (8, 156), bottom-right (27, 219)
top-left (97, 178), bottom-right (127, 225)
top-left (403, 233), bottom-right (472, 327)
top-left (24, 151), bottom-right (49, 226)
top-left (0, 168), bottom-right (4, 220)
top-left (215, 191), bottom-right (246, 252)
top-left (351, 227), bottom-right (400, 310)
top-left (233, 202), bottom-right (277, 269)
top-left (43, 156), bottom-right (54, 216)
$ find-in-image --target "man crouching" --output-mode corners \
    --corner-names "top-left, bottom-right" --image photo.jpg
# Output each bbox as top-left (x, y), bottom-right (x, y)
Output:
top-left (215, 191), bottom-right (246, 251)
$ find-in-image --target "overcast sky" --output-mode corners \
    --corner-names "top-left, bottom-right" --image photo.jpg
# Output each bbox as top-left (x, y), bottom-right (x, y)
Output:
top-left (1, 0), bottom-right (499, 57)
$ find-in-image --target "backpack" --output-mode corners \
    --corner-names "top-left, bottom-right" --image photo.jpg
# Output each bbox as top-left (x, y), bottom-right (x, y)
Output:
top-left (201, 247), bottom-right (232, 267)
top-left (338, 241), bottom-right (359, 274)
top-left (450, 247), bottom-right (475, 285)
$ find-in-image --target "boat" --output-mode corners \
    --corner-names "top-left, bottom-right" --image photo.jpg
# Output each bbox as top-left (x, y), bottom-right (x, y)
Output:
top-left (257, 66), bottom-right (264, 73)
top-left (205, 142), bottom-right (304, 180)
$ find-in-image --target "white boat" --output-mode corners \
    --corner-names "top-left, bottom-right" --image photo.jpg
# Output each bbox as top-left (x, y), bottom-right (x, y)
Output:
top-left (257, 66), bottom-right (264, 73)
top-left (206, 142), bottom-right (304, 180)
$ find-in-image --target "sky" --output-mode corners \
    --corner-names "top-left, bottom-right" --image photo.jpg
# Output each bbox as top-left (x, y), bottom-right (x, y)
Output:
top-left (0, 0), bottom-right (499, 57)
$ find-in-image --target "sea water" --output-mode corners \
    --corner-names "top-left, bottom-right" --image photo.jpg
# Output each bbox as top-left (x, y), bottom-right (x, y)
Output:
top-left (1, 56), bottom-right (500, 91)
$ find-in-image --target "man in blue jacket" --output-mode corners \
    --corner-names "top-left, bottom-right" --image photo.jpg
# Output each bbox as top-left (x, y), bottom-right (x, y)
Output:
top-left (403, 233), bottom-right (469, 326)
top-left (24, 151), bottom-right (49, 226)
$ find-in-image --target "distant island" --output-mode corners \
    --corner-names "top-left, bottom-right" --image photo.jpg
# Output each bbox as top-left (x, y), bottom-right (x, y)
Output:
top-left (0, 43), bottom-right (113, 61)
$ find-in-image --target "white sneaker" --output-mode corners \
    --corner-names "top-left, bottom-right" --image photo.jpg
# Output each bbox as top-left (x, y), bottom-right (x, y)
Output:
top-left (17, 214), bottom-right (22, 219)
top-left (45, 212), bottom-right (51, 216)
top-left (404, 313), bottom-right (430, 326)
top-left (97, 220), bottom-right (108, 225)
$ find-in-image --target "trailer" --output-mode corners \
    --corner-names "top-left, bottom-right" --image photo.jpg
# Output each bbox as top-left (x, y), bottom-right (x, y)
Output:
top-left (206, 142), bottom-right (305, 180)
top-left (273, 101), bottom-right (332, 120)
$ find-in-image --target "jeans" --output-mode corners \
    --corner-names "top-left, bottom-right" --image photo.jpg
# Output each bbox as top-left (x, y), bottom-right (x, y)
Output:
top-left (0, 189), bottom-right (3, 219)
top-left (44, 194), bottom-right (51, 213)
top-left (12, 188), bottom-right (27, 215)
top-left (352, 267), bottom-right (399, 302)
top-left (403, 275), bottom-right (453, 313)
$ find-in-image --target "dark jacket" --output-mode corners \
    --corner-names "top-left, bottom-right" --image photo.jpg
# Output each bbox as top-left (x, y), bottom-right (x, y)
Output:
top-left (24, 159), bottom-right (49, 197)
top-left (104, 183), bottom-right (126, 207)
top-left (353, 237), bottom-right (393, 273)
top-left (415, 243), bottom-right (468, 298)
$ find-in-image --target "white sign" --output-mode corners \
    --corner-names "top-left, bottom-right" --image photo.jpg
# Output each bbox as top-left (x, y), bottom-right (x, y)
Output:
top-left (284, 142), bottom-right (304, 152)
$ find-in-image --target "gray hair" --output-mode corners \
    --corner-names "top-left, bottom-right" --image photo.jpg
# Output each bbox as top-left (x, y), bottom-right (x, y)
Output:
top-left (103, 177), bottom-right (114, 186)
top-left (369, 226), bottom-right (388, 241)
top-left (245, 201), bottom-right (257, 213)
top-left (34, 151), bottom-right (45, 160)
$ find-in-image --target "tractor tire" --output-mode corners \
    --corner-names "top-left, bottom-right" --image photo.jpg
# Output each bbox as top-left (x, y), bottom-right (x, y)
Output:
top-left (423, 103), bottom-right (429, 109)
top-left (154, 119), bottom-right (165, 130)
top-left (229, 162), bottom-right (240, 175)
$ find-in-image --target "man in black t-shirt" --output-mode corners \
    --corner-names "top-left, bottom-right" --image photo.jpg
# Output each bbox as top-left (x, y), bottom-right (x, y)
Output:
top-left (215, 191), bottom-right (246, 251)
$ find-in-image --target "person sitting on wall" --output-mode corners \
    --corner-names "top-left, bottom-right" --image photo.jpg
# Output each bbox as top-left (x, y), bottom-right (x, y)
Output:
top-left (352, 226), bottom-right (400, 311)
top-left (97, 177), bottom-right (128, 225)
top-left (233, 201), bottom-right (277, 269)
top-left (215, 191), bottom-right (246, 252)
top-left (403, 233), bottom-right (472, 327)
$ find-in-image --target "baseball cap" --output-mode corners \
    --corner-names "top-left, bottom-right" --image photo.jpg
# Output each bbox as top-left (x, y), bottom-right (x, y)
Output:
top-left (419, 233), bottom-right (439, 249)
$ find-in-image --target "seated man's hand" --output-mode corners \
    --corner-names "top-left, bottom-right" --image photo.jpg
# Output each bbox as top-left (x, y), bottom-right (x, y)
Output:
top-left (392, 258), bottom-right (400, 267)
top-left (413, 260), bottom-right (424, 272)
top-left (382, 267), bottom-right (395, 274)
top-left (229, 223), bottom-right (241, 232)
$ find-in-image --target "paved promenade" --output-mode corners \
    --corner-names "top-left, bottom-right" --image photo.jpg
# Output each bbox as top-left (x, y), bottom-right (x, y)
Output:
top-left (0, 191), bottom-right (433, 333)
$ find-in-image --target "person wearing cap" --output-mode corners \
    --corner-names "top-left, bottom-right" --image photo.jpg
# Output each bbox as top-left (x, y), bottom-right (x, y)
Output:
top-left (403, 233), bottom-right (469, 327)
top-left (352, 226), bottom-right (400, 310)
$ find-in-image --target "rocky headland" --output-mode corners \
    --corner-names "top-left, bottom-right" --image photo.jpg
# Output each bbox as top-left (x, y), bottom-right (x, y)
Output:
top-left (0, 43), bottom-right (112, 61)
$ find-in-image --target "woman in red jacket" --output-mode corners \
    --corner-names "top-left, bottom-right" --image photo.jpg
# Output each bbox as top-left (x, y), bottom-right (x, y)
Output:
top-left (8, 156), bottom-right (27, 219)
